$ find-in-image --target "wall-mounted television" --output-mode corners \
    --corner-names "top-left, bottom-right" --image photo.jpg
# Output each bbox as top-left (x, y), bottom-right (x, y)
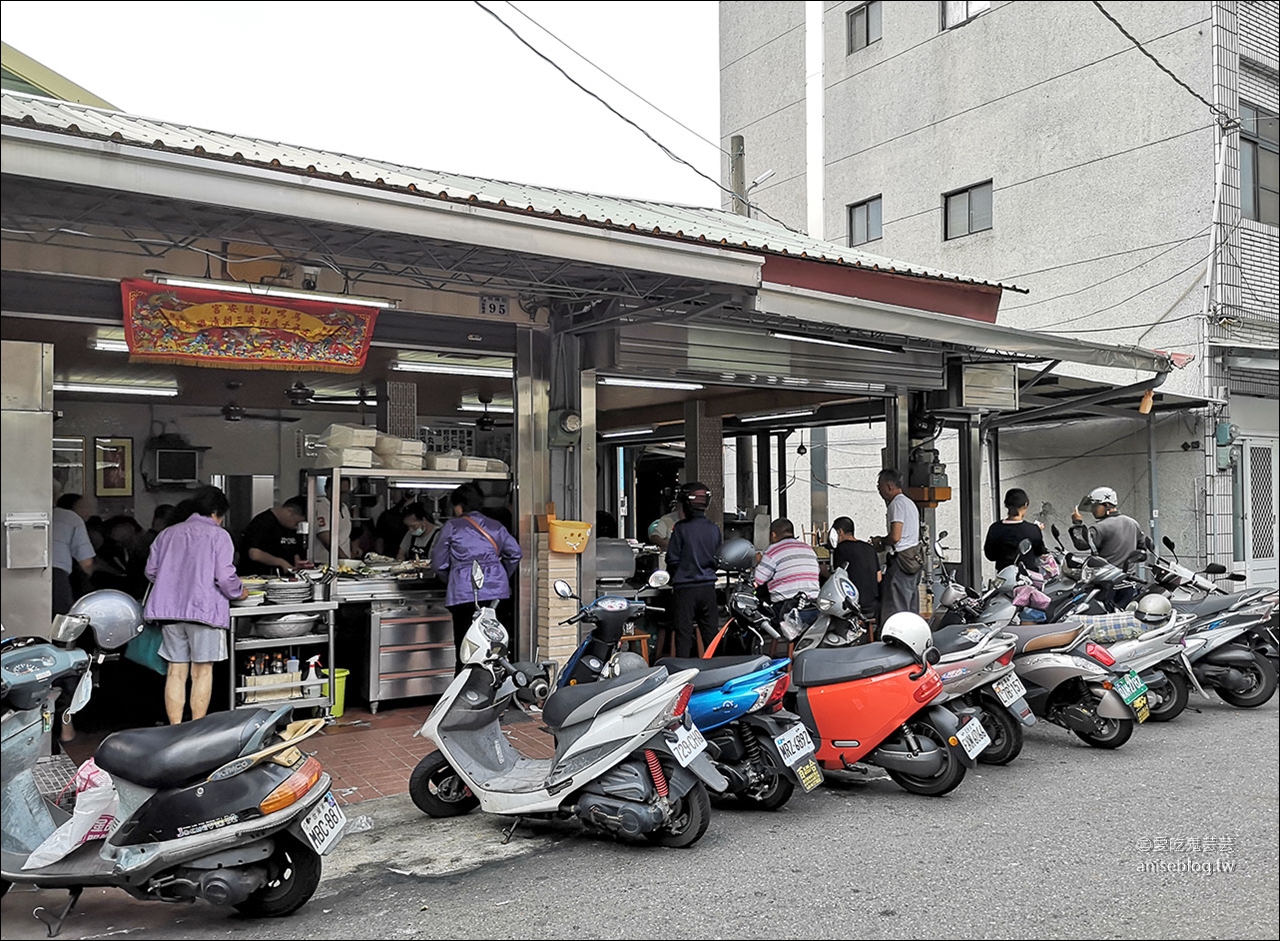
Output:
top-left (155, 449), bottom-right (200, 484)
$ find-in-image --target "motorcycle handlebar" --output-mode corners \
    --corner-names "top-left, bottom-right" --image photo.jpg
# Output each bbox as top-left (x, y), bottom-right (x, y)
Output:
top-left (646, 605), bottom-right (666, 614)
top-left (497, 657), bottom-right (528, 687)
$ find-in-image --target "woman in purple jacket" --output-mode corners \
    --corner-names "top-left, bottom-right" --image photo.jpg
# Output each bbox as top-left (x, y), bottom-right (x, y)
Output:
top-left (145, 486), bottom-right (246, 724)
top-left (431, 485), bottom-right (522, 673)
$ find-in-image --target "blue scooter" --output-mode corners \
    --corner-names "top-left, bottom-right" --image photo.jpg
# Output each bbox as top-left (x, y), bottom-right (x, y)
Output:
top-left (552, 577), bottom-right (823, 810)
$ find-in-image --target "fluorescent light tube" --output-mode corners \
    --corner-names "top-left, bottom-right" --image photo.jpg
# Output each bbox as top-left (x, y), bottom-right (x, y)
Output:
top-left (152, 275), bottom-right (396, 309)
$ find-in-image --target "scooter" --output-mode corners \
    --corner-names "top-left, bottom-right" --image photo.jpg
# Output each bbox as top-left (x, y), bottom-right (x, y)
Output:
top-left (410, 563), bottom-right (728, 848)
top-left (1075, 610), bottom-right (1198, 722)
top-left (788, 630), bottom-right (987, 796)
top-left (1008, 619), bottom-right (1149, 749)
top-left (2, 591), bottom-right (341, 937)
top-left (552, 577), bottom-right (823, 811)
top-left (1161, 601), bottom-right (1279, 709)
top-left (791, 564), bottom-right (870, 653)
top-left (928, 622), bottom-right (1036, 765)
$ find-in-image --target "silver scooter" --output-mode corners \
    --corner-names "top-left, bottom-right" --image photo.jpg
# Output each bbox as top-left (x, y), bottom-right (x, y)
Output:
top-left (410, 563), bottom-right (727, 848)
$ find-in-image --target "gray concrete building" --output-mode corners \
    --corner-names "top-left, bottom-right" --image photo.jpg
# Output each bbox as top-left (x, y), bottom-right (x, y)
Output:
top-left (720, 0), bottom-right (1279, 586)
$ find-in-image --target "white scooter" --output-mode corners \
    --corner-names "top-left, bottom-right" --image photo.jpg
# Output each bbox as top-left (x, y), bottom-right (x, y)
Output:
top-left (410, 563), bottom-right (727, 848)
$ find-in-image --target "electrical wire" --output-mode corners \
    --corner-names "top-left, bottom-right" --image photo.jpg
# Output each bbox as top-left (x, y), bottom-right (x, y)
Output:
top-left (503, 1), bottom-right (728, 156)
top-left (1090, 1), bottom-right (1235, 127)
top-left (996, 233), bottom-right (1210, 281)
top-left (472, 1), bottom-right (802, 233)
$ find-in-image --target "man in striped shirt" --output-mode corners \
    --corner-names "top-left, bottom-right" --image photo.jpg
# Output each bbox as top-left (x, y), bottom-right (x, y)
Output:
top-left (754, 518), bottom-right (820, 606)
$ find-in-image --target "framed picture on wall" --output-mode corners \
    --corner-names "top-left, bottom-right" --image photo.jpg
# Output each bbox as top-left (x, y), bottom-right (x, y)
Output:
top-left (94, 436), bottom-right (134, 498)
top-left (53, 436), bottom-right (87, 501)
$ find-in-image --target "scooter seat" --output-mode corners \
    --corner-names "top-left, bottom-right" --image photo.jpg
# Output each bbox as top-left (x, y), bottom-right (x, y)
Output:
top-left (658, 655), bottom-right (771, 691)
top-left (931, 623), bottom-right (990, 655)
top-left (96, 708), bottom-right (283, 789)
top-left (543, 667), bottom-right (669, 729)
top-left (1176, 593), bottom-right (1241, 619)
top-left (1007, 621), bottom-right (1086, 654)
top-left (791, 642), bottom-right (918, 688)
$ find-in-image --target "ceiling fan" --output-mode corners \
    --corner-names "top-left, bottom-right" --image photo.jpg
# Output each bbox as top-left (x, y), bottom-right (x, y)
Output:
top-left (286, 380), bottom-right (380, 408)
top-left (194, 382), bottom-right (300, 423)
top-left (470, 393), bottom-right (514, 432)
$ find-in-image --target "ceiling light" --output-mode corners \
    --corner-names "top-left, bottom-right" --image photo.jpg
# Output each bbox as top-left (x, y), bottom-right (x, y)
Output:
top-left (769, 331), bottom-right (900, 354)
top-left (740, 408), bottom-right (816, 423)
top-left (151, 275), bottom-right (397, 309)
top-left (599, 376), bottom-right (705, 391)
top-left (392, 360), bottom-right (513, 378)
top-left (602, 426), bottom-right (657, 438)
top-left (388, 480), bottom-right (462, 490)
top-left (88, 338), bottom-right (130, 353)
top-left (458, 403), bottom-right (515, 414)
top-left (54, 381), bottom-right (178, 397)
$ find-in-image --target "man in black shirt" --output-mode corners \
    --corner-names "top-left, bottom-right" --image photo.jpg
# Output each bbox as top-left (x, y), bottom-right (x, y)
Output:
top-left (239, 496), bottom-right (308, 575)
top-left (666, 482), bottom-right (722, 657)
top-left (830, 516), bottom-right (881, 625)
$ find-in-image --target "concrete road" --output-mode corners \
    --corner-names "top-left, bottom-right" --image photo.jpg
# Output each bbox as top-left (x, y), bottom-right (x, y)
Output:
top-left (3, 697), bottom-right (1277, 940)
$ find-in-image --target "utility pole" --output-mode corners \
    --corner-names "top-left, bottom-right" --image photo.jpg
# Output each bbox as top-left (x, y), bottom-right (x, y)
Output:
top-left (730, 134), bottom-right (747, 216)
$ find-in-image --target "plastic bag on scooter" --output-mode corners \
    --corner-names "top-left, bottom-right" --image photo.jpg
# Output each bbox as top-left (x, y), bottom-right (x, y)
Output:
top-left (1013, 585), bottom-right (1051, 611)
top-left (22, 759), bottom-right (121, 869)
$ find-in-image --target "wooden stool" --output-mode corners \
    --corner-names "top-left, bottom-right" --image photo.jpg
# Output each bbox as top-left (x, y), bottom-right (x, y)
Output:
top-left (620, 632), bottom-right (650, 663)
top-left (653, 628), bottom-right (705, 661)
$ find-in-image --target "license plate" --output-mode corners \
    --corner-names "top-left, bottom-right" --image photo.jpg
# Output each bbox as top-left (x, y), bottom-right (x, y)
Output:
top-left (956, 717), bottom-right (991, 759)
top-left (668, 722), bottom-right (708, 767)
top-left (774, 722), bottom-right (816, 767)
top-left (1131, 693), bottom-right (1150, 723)
top-left (301, 791), bottom-right (347, 855)
top-left (793, 757), bottom-right (823, 792)
top-left (1114, 670), bottom-right (1148, 705)
top-left (991, 672), bottom-right (1027, 707)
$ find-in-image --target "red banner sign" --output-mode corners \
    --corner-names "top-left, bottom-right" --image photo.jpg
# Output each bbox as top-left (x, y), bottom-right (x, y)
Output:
top-left (120, 279), bottom-right (378, 372)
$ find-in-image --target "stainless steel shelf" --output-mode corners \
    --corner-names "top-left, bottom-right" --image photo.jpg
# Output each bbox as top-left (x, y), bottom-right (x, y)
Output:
top-left (237, 694), bottom-right (330, 708)
top-left (229, 601), bottom-right (339, 618)
top-left (236, 633), bottom-right (329, 650)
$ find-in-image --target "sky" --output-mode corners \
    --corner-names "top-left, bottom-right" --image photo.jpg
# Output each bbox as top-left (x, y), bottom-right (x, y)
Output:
top-left (0, 0), bottom-right (723, 205)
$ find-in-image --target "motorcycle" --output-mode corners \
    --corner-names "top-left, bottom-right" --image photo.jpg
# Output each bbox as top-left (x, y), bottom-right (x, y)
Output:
top-left (1075, 610), bottom-right (1198, 722)
top-left (410, 563), bottom-right (727, 848)
top-left (788, 625), bottom-right (987, 796)
top-left (1008, 618), bottom-right (1149, 749)
top-left (1, 591), bottom-right (341, 936)
top-left (928, 622), bottom-right (1036, 765)
top-left (791, 564), bottom-right (870, 653)
top-left (552, 575), bottom-right (824, 811)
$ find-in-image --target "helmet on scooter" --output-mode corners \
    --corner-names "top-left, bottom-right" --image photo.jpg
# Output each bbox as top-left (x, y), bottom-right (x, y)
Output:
top-left (880, 612), bottom-right (932, 660)
top-left (718, 536), bottom-right (757, 573)
top-left (610, 651), bottom-right (650, 677)
top-left (1134, 593), bottom-right (1173, 625)
top-left (66, 590), bottom-right (144, 650)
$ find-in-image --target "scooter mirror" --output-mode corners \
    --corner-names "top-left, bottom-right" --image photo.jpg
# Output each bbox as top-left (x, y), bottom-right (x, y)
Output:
top-left (1228, 573), bottom-right (1247, 582)
top-left (553, 578), bottom-right (576, 599)
top-left (1018, 538), bottom-right (1033, 556)
top-left (470, 560), bottom-right (486, 591)
top-left (1051, 523), bottom-right (1062, 540)
top-left (937, 530), bottom-right (948, 540)
top-left (1204, 562), bottom-right (1227, 575)
top-left (647, 570), bottom-right (670, 589)
top-left (1163, 535), bottom-right (1176, 552)
top-left (1144, 535), bottom-right (1155, 551)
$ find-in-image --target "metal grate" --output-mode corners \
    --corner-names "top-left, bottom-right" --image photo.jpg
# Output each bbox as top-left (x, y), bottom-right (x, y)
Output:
top-left (1251, 446), bottom-right (1276, 560)
top-left (34, 754), bottom-right (80, 810)
top-left (380, 380), bottom-right (418, 439)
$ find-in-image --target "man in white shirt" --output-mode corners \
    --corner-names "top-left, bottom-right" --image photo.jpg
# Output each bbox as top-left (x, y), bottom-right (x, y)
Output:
top-left (874, 468), bottom-right (922, 620)
top-left (315, 479), bottom-right (354, 565)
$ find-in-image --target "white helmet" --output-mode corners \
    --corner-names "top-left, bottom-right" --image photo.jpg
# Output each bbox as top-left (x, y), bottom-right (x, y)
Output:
top-left (1088, 486), bottom-right (1119, 506)
top-left (880, 612), bottom-right (932, 660)
top-left (1134, 593), bottom-right (1173, 625)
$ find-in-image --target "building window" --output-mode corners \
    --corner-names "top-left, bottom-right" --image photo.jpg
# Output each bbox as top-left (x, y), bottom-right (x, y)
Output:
top-left (942, 0), bottom-right (990, 29)
top-left (944, 181), bottom-right (993, 239)
top-left (849, 196), bottom-right (883, 246)
top-left (848, 2), bottom-right (883, 54)
top-left (1241, 102), bottom-right (1279, 227)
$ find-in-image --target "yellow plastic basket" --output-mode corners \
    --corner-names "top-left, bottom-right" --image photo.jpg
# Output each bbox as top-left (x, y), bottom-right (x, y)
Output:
top-left (548, 517), bottom-right (592, 554)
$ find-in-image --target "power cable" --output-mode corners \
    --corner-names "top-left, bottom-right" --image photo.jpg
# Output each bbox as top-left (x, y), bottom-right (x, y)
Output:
top-left (1090, 1), bottom-right (1235, 127)
top-left (503, 1), bottom-right (728, 155)
top-left (996, 233), bottom-right (1209, 281)
top-left (472, 1), bottom-right (802, 233)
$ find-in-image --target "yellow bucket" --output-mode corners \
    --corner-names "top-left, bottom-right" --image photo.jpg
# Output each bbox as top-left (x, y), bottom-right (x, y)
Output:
top-left (548, 518), bottom-right (592, 554)
top-left (320, 668), bottom-right (349, 718)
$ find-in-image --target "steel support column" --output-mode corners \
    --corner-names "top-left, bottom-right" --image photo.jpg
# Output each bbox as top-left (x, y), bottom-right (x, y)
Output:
top-left (756, 431), bottom-right (772, 514)
top-left (579, 366), bottom-right (598, 602)
top-left (885, 392), bottom-right (910, 472)
top-left (514, 325), bottom-right (551, 660)
top-left (959, 419), bottom-right (985, 589)
top-left (736, 436), bottom-right (755, 513)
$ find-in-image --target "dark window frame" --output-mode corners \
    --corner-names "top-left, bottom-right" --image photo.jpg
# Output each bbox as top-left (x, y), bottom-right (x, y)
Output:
top-left (1241, 101), bottom-right (1279, 228)
top-left (943, 181), bottom-right (994, 240)
top-left (847, 1), bottom-right (883, 55)
top-left (848, 195), bottom-right (884, 247)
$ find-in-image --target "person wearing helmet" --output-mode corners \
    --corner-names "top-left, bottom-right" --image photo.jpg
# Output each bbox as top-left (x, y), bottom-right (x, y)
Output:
top-left (1069, 486), bottom-right (1144, 568)
top-left (666, 482), bottom-right (722, 657)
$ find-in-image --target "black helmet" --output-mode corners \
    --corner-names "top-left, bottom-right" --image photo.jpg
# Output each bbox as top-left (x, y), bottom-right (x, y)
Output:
top-left (719, 537), bottom-right (756, 572)
top-left (679, 481), bottom-right (712, 512)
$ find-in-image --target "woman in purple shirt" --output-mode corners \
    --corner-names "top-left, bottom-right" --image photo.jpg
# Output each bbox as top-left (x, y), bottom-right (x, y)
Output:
top-left (431, 485), bottom-right (522, 673)
top-left (145, 486), bottom-right (246, 724)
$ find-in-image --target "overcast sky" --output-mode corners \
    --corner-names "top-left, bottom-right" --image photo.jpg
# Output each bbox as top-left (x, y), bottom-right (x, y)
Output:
top-left (1, 1), bottom-right (722, 205)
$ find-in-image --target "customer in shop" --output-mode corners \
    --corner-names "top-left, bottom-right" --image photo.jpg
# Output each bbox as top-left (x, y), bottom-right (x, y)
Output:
top-left (985, 488), bottom-right (1048, 572)
top-left (431, 485), bottom-right (522, 673)
top-left (52, 493), bottom-right (96, 616)
top-left (397, 502), bottom-right (441, 562)
top-left (666, 482), bottom-right (722, 657)
top-left (872, 468), bottom-right (925, 620)
top-left (830, 516), bottom-right (881, 630)
top-left (93, 515), bottom-right (149, 598)
top-left (754, 518), bottom-right (820, 616)
top-left (238, 495), bottom-right (309, 575)
top-left (145, 485), bottom-right (247, 724)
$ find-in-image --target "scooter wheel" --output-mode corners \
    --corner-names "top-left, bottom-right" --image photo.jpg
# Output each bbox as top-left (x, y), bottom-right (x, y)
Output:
top-left (1072, 716), bottom-right (1133, 749)
top-left (233, 834), bottom-right (320, 918)
top-left (409, 751), bottom-right (479, 817)
top-left (975, 695), bottom-right (1024, 765)
top-left (646, 781), bottom-right (711, 848)
top-left (1146, 671), bottom-right (1189, 722)
top-left (1215, 652), bottom-right (1279, 709)
top-left (885, 719), bottom-right (967, 796)
top-left (741, 771), bottom-right (796, 811)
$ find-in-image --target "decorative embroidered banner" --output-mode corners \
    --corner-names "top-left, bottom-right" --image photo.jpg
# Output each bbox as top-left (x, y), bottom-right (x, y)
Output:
top-left (120, 279), bottom-right (378, 372)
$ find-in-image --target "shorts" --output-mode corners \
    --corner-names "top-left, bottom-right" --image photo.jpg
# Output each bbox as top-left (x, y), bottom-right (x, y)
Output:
top-left (159, 621), bottom-right (228, 664)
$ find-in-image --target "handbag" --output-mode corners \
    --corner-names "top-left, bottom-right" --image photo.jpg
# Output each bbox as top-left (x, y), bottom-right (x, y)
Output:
top-left (894, 544), bottom-right (925, 576)
top-left (124, 624), bottom-right (168, 677)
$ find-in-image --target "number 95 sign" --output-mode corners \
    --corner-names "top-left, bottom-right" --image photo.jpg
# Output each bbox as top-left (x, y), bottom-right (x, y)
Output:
top-left (480, 295), bottom-right (509, 317)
